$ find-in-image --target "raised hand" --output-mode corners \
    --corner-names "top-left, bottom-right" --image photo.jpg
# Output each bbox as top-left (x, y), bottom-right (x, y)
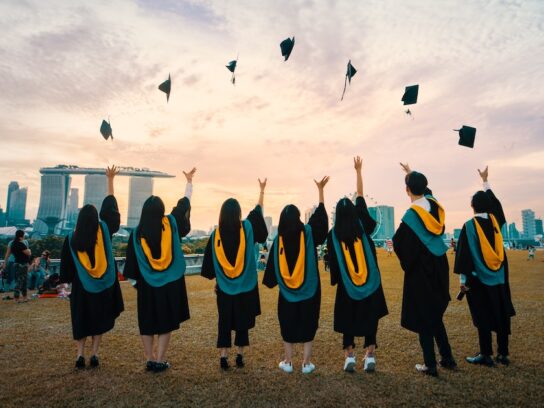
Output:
top-left (183, 167), bottom-right (197, 183)
top-left (314, 176), bottom-right (330, 190)
top-left (400, 162), bottom-right (412, 174)
top-left (258, 178), bottom-right (267, 192)
top-left (477, 166), bottom-right (488, 182)
top-left (354, 156), bottom-right (363, 171)
top-left (106, 165), bottom-right (120, 179)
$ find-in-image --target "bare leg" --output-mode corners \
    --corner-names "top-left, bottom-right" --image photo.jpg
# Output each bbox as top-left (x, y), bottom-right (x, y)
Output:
top-left (283, 342), bottom-right (293, 363)
top-left (303, 341), bottom-right (313, 365)
top-left (366, 344), bottom-right (376, 357)
top-left (157, 332), bottom-right (172, 362)
top-left (220, 348), bottom-right (228, 358)
top-left (76, 338), bottom-right (87, 358)
top-left (345, 345), bottom-right (354, 358)
top-left (237, 346), bottom-right (244, 356)
top-left (141, 335), bottom-right (155, 361)
top-left (91, 335), bottom-right (102, 356)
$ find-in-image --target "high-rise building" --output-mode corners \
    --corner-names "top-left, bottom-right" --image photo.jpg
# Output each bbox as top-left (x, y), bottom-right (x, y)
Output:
top-left (535, 218), bottom-right (543, 236)
top-left (127, 177), bottom-right (154, 228)
top-left (7, 187), bottom-right (27, 225)
top-left (369, 205), bottom-right (395, 239)
top-left (35, 174), bottom-right (72, 234)
top-left (83, 175), bottom-right (107, 210)
top-left (453, 228), bottom-right (462, 239)
top-left (5, 181), bottom-right (19, 222)
top-left (521, 209), bottom-right (536, 239)
top-left (508, 223), bottom-right (520, 240)
top-left (0, 206), bottom-right (6, 227)
top-left (66, 188), bottom-right (80, 227)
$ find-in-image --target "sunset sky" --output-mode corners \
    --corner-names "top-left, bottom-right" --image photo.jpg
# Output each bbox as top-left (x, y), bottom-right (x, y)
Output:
top-left (0, 0), bottom-right (542, 233)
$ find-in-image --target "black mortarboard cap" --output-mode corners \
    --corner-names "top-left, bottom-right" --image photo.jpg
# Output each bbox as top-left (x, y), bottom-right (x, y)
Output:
top-left (280, 37), bottom-right (295, 61)
top-left (402, 85), bottom-right (419, 105)
top-left (341, 60), bottom-right (357, 101)
top-left (226, 58), bottom-right (237, 84)
top-left (100, 120), bottom-right (113, 141)
top-left (158, 74), bottom-right (171, 102)
top-left (454, 125), bottom-right (476, 148)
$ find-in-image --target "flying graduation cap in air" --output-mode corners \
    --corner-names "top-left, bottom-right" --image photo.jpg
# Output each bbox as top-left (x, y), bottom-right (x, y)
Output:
top-left (100, 119), bottom-right (113, 141)
top-left (454, 125), bottom-right (477, 148)
top-left (280, 37), bottom-right (295, 61)
top-left (402, 85), bottom-right (419, 105)
top-left (226, 56), bottom-right (237, 85)
top-left (158, 74), bottom-right (171, 102)
top-left (340, 60), bottom-right (357, 101)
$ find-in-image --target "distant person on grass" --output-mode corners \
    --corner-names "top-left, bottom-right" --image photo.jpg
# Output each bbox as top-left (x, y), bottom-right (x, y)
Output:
top-left (201, 178), bottom-right (268, 370)
top-left (2, 229), bottom-right (31, 303)
top-left (60, 165), bottom-right (124, 369)
top-left (527, 246), bottom-right (535, 261)
top-left (263, 176), bottom-right (329, 374)
top-left (393, 163), bottom-right (456, 377)
top-left (454, 166), bottom-right (516, 366)
top-left (124, 167), bottom-right (195, 373)
top-left (326, 157), bottom-right (388, 373)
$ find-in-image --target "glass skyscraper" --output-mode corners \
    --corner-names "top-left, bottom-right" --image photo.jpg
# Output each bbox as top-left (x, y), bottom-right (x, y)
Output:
top-left (127, 177), bottom-right (154, 228)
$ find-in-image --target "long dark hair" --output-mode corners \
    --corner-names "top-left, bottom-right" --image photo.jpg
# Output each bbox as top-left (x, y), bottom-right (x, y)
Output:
top-left (333, 198), bottom-right (362, 245)
top-left (137, 196), bottom-right (165, 259)
top-left (219, 198), bottom-right (242, 233)
top-left (278, 204), bottom-right (304, 247)
top-left (71, 204), bottom-right (99, 264)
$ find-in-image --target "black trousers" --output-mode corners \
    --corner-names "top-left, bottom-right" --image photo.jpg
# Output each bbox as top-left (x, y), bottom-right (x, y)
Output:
top-left (217, 329), bottom-right (249, 348)
top-left (343, 332), bottom-right (377, 350)
top-left (418, 320), bottom-right (453, 368)
top-left (478, 328), bottom-right (509, 356)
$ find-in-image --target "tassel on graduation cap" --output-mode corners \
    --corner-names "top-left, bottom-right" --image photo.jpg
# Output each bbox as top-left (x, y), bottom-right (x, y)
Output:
top-left (100, 118), bottom-right (113, 141)
top-left (341, 60), bottom-right (357, 101)
top-left (158, 74), bottom-right (171, 102)
top-left (226, 55), bottom-right (238, 85)
top-left (280, 37), bottom-right (295, 61)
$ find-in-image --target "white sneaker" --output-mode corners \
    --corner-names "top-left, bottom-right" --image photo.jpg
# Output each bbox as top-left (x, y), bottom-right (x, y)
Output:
top-left (302, 362), bottom-right (316, 374)
top-left (279, 361), bottom-right (293, 373)
top-left (344, 356), bottom-right (356, 372)
top-left (364, 355), bottom-right (376, 372)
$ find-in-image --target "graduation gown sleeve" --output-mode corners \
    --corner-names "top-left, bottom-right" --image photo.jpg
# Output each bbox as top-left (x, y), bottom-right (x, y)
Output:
top-left (99, 195), bottom-right (120, 236)
top-left (247, 205), bottom-right (268, 244)
top-left (308, 203), bottom-right (328, 246)
top-left (170, 197), bottom-right (191, 238)
top-left (59, 236), bottom-right (75, 284)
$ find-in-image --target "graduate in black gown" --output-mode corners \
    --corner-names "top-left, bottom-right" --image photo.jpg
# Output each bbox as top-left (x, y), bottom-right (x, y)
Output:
top-left (327, 157), bottom-right (388, 372)
top-left (392, 163), bottom-right (456, 377)
top-left (263, 176), bottom-right (329, 374)
top-left (60, 165), bottom-right (124, 369)
top-left (454, 166), bottom-right (515, 366)
top-left (201, 178), bottom-right (268, 370)
top-left (123, 167), bottom-right (196, 373)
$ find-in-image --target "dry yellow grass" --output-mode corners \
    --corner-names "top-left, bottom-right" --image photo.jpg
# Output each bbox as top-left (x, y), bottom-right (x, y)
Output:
top-left (1, 250), bottom-right (543, 407)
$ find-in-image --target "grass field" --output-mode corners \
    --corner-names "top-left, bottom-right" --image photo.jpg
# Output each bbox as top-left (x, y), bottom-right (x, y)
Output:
top-left (1, 250), bottom-right (543, 407)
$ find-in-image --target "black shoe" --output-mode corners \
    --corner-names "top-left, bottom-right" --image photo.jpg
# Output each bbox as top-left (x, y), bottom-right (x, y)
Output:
top-left (145, 361), bottom-right (156, 372)
top-left (75, 356), bottom-right (85, 369)
top-left (496, 354), bottom-right (510, 366)
top-left (220, 357), bottom-right (230, 371)
top-left (90, 355), bottom-right (99, 368)
top-left (439, 357), bottom-right (457, 370)
top-left (153, 361), bottom-right (171, 373)
top-left (236, 354), bottom-right (244, 368)
top-left (466, 353), bottom-right (494, 367)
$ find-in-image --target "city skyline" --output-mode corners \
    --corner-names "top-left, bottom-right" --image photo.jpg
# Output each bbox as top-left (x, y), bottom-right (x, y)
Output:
top-left (0, 1), bottom-right (542, 233)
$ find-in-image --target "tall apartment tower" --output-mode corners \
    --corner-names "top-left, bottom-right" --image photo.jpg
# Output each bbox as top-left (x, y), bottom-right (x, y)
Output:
top-left (127, 177), bottom-right (154, 228)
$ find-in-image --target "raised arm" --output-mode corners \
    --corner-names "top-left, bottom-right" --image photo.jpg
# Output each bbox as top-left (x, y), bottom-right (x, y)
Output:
top-left (182, 167), bottom-right (196, 200)
top-left (100, 165), bottom-right (121, 235)
top-left (258, 178), bottom-right (267, 208)
top-left (314, 176), bottom-right (329, 205)
top-left (478, 165), bottom-right (506, 227)
top-left (171, 168), bottom-right (196, 237)
top-left (355, 156), bottom-right (363, 197)
top-left (310, 176), bottom-right (330, 245)
top-left (106, 165), bottom-right (119, 196)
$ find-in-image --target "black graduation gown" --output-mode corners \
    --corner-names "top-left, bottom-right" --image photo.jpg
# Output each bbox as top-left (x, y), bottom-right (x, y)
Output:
top-left (327, 196), bottom-right (388, 336)
top-left (201, 206), bottom-right (268, 333)
top-left (263, 203), bottom-right (328, 343)
top-left (393, 197), bottom-right (450, 335)
top-left (60, 195), bottom-right (125, 340)
top-left (453, 189), bottom-right (515, 334)
top-left (123, 198), bottom-right (191, 335)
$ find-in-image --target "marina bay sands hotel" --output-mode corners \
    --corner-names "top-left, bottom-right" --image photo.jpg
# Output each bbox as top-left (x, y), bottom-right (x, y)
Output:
top-left (35, 165), bottom-right (174, 234)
